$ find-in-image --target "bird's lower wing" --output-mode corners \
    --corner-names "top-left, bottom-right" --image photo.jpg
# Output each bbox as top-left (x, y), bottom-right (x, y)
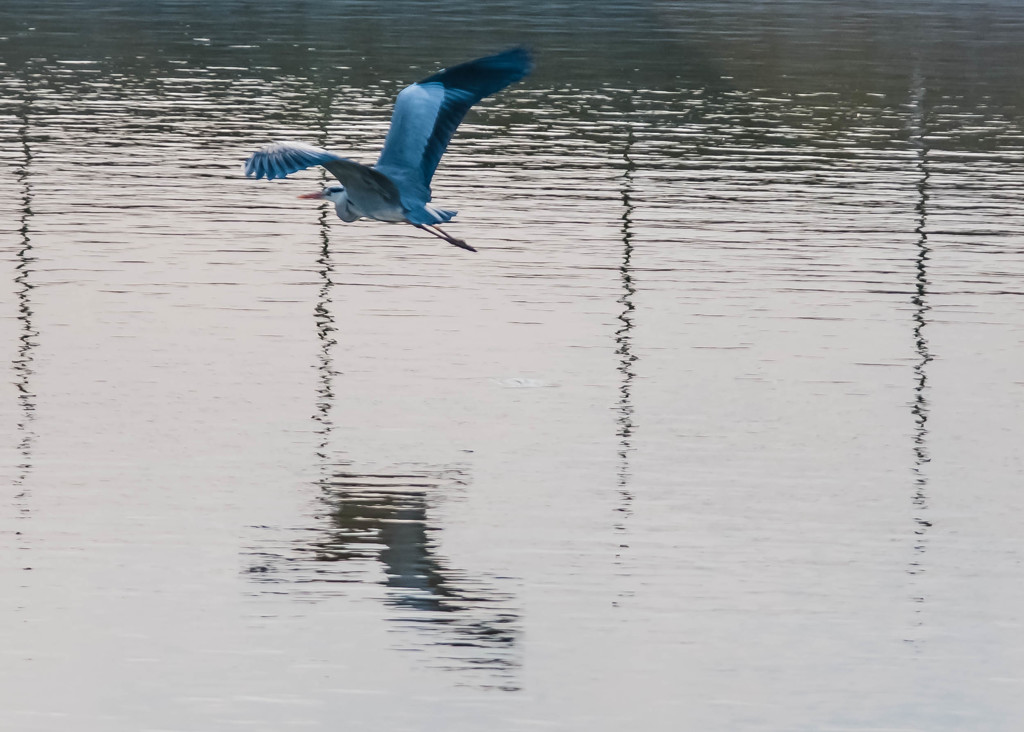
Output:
top-left (243, 141), bottom-right (346, 180)
top-left (322, 159), bottom-right (402, 207)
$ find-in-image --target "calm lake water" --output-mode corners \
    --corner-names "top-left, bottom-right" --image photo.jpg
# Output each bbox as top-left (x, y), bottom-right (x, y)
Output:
top-left (2, 2), bottom-right (1024, 730)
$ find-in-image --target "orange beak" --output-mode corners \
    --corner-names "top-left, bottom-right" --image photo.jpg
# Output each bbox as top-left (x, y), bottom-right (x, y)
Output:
top-left (297, 191), bottom-right (326, 200)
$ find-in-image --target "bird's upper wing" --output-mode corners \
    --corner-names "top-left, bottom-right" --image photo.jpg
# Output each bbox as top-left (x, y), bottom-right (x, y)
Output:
top-left (243, 141), bottom-right (345, 180)
top-left (374, 48), bottom-right (532, 210)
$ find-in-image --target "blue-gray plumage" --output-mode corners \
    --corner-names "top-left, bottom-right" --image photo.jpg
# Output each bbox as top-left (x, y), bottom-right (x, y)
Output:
top-left (244, 48), bottom-right (532, 252)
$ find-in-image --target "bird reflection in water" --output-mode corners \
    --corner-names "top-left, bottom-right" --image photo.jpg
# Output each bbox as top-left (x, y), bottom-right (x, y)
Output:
top-left (249, 467), bottom-right (521, 689)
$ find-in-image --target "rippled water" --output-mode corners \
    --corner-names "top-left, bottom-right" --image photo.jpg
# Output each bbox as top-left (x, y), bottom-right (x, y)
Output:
top-left (3, 2), bottom-right (1024, 730)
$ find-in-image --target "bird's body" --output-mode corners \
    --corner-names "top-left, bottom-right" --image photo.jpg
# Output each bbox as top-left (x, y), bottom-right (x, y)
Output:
top-left (244, 48), bottom-right (532, 252)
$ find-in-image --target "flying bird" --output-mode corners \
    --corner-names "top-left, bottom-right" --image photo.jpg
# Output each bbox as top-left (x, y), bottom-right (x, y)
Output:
top-left (244, 48), bottom-right (532, 252)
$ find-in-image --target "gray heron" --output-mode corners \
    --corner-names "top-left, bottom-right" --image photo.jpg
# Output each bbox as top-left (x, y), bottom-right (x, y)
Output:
top-left (243, 48), bottom-right (533, 253)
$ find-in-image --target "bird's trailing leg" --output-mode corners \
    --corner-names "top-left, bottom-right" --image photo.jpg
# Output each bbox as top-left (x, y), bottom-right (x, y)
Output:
top-left (414, 223), bottom-right (477, 253)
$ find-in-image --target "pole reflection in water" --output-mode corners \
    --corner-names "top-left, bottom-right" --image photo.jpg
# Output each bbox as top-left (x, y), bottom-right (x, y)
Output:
top-left (13, 88), bottom-right (38, 508)
top-left (906, 69), bottom-right (933, 637)
top-left (615, 122), bottom-right (639, 521)
top-left (311, 84), bottom-right (338, 470)
top-left (312, 204), bottom-right (336, 469)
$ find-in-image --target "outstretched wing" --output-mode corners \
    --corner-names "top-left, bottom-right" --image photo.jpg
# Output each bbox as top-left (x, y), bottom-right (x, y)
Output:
top-left (374, 48), bottom-right (532, 210)
top-left (245, 140), bottom-right (403, 210)
top-left (243, 141), bottom-right (345, 180)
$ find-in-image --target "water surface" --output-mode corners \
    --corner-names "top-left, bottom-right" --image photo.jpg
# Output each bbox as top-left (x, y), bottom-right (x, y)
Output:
top-left (2, 2), bottom-right (1024, 730)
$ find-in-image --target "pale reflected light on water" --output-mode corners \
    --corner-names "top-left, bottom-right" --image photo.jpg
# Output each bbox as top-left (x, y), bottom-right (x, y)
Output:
top-left (2, 2), bottom-right (1024, 730)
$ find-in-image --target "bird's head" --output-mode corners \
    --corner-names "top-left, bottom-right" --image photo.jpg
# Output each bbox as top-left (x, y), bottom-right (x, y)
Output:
top-left (298, 185), bottom-right (345, 203)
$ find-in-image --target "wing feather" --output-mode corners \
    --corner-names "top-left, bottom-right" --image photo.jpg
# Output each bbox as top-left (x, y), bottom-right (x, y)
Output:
top-left (243, 141), bottom-right (345, 180)
top-left (375, 48), bottom-right (532, 209)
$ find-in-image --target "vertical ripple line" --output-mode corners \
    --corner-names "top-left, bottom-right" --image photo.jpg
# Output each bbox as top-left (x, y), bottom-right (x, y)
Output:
top-left (615, 123), bottom-right (638, 518)
top-left (906, 68), bottom-right (933, 634)
top-left (311, 88), bottom-right (337, 470)
top-left (13, 86), bottom-right (38, 503)
top-left (313, 204), bottom-right (337, 466)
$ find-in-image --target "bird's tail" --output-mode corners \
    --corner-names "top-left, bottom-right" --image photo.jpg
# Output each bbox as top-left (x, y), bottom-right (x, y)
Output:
top-left (408, 203), bottom-right (458, 224)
